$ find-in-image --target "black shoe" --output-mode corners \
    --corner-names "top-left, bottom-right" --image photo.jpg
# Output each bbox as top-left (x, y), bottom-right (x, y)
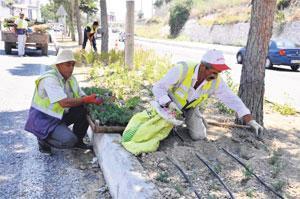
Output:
top-left (38, 140), bottom-right (52, 155)
top-left (74, 141), bottom-right (93, 150)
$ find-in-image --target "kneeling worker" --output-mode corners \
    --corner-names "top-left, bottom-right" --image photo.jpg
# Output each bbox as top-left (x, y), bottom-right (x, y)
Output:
top-left (153, 49), bottom-right (263, 140)
top-left (25, 49), bottom-right (103, 154)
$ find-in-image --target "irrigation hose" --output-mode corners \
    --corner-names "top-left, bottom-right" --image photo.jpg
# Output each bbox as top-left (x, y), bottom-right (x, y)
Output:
top-left (221, 148), bottom-right (284, 199)
top-left (195, 153), bottom-right (235, 199)
top-left (166, 156), bottom-right (202, 199)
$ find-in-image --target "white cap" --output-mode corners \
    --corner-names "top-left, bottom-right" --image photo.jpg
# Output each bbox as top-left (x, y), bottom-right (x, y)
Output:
top-left (201, 49), bottom-right (230, 71)
top-left (53, 49), bottom-right (76, 65)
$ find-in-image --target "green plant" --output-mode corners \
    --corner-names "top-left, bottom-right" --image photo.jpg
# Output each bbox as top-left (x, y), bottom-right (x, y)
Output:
top-left (155, 172), bottom-right (170, 183)
top-left (242, 165), bottom-right (253, 181)
top-left (246, 189), bottom-right (255, 198)
top-left (272, 103), bottom-right (296, 115)
top-left (174, 184), bottom-right (183, 195)
top-left (277, 0), bottom-right (291, 10)
top-left (154, 0), bottom-right (164, 8)
top-left (216, 102), bottom-right (235, 115)
top-left (272, 180), bottom-right (286, 192)
top-left (88, 48), bottom-right (172, 100)
top-left (82, 87), bottom-right (141, 126)
top-left (169, 0), bottom-right (192, 37)
top-left (82, 50), bottom-right (96, 64)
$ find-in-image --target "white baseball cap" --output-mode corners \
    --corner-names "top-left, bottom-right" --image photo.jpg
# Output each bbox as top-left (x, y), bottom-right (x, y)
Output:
top-left (201, 49), bottom-right (230, 71)
top-left (53, 49), bottom-right (76, 65)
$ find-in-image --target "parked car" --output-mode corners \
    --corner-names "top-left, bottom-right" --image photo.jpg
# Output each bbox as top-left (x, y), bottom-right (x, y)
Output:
top-left (236, 40), bottom-right (300, 71)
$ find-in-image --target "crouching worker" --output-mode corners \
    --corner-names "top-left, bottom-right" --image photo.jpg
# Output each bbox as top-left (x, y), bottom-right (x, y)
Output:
top-left (122, 50), bottom-right (263, 156)
top-left (25, 49), bottom-right (103, 155)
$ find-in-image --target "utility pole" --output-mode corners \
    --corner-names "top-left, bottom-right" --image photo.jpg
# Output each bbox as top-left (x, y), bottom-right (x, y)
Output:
top-left (125, 0), bottom-right (134, 69)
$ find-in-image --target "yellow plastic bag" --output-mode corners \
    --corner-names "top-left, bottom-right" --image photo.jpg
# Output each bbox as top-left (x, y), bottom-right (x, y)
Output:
top-left (121, 108), bottom-right (174, 156)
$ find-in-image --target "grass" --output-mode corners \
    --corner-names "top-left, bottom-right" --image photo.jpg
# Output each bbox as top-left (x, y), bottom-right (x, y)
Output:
top-left (86, 48), bottom-right (172, 100)
top-left (272, 103), bottom-right (297, 115)
top-left (135, 23), bottom-right (166, 39)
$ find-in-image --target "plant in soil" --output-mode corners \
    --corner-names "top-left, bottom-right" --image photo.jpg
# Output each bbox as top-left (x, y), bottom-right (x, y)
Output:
top-left (82, 87), bottom-right (142, 126)
top-left (155, 171), bottom-right (170, 183)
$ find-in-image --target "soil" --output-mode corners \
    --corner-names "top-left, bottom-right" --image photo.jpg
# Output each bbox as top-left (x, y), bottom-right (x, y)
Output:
top-left (74, 66), bottom-right (300, 199)
top-left (137, 102), bottom-right (300, 199)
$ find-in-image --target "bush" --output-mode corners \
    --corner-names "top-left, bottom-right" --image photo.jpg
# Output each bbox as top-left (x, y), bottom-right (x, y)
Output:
top-left (169, 0), bottom-right (192, 37)
top-left (277, 0), bottom-right (291, 10)
top-left (154, 0), bottom-right (164, 8)
top-left (88, 48), bottom-right (172, 100)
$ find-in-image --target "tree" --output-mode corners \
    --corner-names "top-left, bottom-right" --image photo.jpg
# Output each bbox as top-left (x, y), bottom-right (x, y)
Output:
top-left (4, 0), bottom-right (17, 15)
top-left (74, 0), bottom-right (82, 45)
top-left (237, 0), bottom-right (277, 125)
top-left (100, 0), bottom-right (109, 53)
top-left (79, 0), bottom-right (98, 23)
top-left (41, 2), bottom-right (57, 22)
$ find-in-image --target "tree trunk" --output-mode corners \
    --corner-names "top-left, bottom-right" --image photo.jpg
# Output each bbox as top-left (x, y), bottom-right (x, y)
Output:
top-left (74, 0), bottom-right (82, 45)
top-left (69, 0), bottom-right (76, 41)
top-left (237, 0), bottom-right (277, 125)
top-left (100, 0), bottom-right (109, 53)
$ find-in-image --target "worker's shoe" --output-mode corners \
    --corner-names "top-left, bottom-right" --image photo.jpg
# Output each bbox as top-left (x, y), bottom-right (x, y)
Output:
top-left (74, 141), bottom-right (93, 150)
top-left (38, 140), bottom-right (52, 155)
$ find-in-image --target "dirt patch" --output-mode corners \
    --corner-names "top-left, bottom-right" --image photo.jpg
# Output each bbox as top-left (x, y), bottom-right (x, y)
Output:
top-left (138, 103), bottom-right (300, 199)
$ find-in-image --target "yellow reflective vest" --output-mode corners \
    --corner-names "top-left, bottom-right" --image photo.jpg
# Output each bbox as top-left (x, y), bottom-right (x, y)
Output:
top-left (168, 62), bottom-right (221, 110)
top-left (31, 68), bottom-right (80, 119)
top-left (16, 19), bottom-right (28, 29)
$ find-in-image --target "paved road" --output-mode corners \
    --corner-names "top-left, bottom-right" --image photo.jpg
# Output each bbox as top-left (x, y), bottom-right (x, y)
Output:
top-left (0, 43), bottom-right (110, 198)
top-left (135, 38), bottom-right (300, 110)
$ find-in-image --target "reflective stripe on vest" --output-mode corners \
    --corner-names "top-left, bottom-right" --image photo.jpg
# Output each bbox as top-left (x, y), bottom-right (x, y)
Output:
top-left (168, 62), bottom-right (221, 110)
top-left (31, 69), bottom-right (80, 119)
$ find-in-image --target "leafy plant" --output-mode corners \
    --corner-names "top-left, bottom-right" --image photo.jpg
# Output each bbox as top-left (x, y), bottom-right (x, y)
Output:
top-left (82, 87), bottom-right (141, 126)
top-left (272, 180), bottom-right (286, 192)
top-left (246, 189), bottom-right (255, 198)
top-left (155, 172), bottom-right (170, 183)
top-left (169, 0), bottom-right (192, 37)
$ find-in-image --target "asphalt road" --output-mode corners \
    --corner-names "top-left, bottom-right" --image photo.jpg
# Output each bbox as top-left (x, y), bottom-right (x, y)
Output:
top-left (134, 38), bottom-right (300, 111)
top-left (0, 43), bottom-right (110, 198)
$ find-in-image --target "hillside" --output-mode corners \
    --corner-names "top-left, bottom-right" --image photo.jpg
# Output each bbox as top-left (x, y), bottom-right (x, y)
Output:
top-left (136, 0), bottom-right (300, 40)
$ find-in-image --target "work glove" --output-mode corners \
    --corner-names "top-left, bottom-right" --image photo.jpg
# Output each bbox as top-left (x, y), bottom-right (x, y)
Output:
top-left (82, 94), bottom-right (104, 105)
top-left (247, 120), bottom-right (264, 138)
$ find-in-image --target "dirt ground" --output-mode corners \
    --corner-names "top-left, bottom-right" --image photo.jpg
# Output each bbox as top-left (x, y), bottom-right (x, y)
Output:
top-left (137, 102), bottom-right (300, 199)
top-left (74, 66), bottom-right (299, 199)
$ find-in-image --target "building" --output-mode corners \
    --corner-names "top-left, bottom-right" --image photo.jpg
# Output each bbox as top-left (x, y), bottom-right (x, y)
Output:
top-left (0, 0), bottom-right (41, 21)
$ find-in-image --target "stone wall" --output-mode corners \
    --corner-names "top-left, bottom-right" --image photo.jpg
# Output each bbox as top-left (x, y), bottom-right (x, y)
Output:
top-left (181, 19), bottom-right (300, 46)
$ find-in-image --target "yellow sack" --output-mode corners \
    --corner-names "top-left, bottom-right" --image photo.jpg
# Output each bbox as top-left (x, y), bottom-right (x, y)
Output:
top-left (121, 108), bottom-right (173, 156)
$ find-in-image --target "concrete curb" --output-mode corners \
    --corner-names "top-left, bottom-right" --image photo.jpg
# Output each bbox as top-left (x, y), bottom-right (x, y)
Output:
top-left (87, 128), bottom-right (161, 199)
top-left (135, 37), bottom-right (241, 55)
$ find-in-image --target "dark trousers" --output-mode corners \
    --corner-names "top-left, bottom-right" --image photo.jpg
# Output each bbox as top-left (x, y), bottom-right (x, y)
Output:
top-left (43, 106), bottom-right (89, 149)
top-left (82, 31), bottom-right (97, 52)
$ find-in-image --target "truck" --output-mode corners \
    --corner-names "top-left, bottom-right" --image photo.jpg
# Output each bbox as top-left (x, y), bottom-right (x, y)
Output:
top-left (1, 31), bottom-right (49, 55)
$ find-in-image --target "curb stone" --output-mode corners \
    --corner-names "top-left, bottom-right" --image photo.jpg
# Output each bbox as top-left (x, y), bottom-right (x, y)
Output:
top-left (87, 128), bottom-right (162, 199)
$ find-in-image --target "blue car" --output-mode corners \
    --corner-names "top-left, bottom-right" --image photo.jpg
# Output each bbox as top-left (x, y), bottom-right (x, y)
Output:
top-left (236, 40), bottom-right (300, 71)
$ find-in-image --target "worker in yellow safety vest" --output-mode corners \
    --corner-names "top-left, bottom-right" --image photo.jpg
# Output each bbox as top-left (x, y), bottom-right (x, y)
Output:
top-left (25, 49), bottom-right (104, 155)
top-left (14, 12), bottom-right (28, 56)
top-left (82, 21), bottom-right (99, 52)
top-left (152, 49), bottom-right (264, 140)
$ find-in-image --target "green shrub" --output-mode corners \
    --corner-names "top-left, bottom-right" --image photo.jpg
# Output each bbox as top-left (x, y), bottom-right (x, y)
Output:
top-left (154, 0), bottom-right (164, 8)
top-left (169, 0), bottom-right (192, 37)
top-left (88, 48), bottom-right (172, 100)
top-left (82, 87), bottom-right (141, 126)
top-left (277, 0), bottom-right (291, 10)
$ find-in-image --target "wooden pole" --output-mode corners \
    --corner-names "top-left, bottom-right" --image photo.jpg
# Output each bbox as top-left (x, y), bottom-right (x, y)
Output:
top-left (125, 0), bottom-right (134, 69)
